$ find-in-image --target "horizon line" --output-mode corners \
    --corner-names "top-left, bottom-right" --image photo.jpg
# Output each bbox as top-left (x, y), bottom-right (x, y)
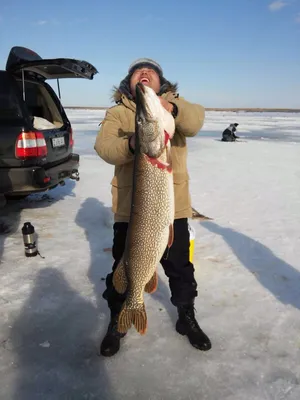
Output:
top-left (64, 106), bottom-right (300, 113)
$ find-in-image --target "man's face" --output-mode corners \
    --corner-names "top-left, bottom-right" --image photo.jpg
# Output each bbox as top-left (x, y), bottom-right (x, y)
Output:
top-left (130, 67), bottom-right (161, 97)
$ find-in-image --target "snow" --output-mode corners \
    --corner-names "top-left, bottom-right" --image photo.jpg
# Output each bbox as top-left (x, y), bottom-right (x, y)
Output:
top-left (201, 110), bottom-right (300, 143)
top-left (0, 109), bottom-right (300, 399)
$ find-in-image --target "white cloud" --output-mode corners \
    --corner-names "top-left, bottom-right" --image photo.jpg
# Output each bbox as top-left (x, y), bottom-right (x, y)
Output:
top-left (72, 17), bottom-right (88, 23)
top-left (50, 18), bottom-right (60, 25)
top-left (268, 1), bottom-right (289, 11)
top-left (33, 19), bottom-right (61, 26)
top-left (142, 14), bottom-right (164, 22)
top-left (67, 18), bottom-right (88, 26)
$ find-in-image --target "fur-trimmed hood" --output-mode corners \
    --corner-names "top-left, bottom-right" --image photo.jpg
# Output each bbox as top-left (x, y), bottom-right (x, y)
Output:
top-left (112, 74), bottom-right (178, 104)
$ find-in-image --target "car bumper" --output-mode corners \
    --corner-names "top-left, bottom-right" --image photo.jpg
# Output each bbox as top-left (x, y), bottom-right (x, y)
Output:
top-left (0, 154), bottom-right (80, 195)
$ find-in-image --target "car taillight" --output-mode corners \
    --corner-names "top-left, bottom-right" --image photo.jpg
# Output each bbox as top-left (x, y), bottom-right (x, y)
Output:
top-left (15, 131), bottom-right (47, 159)
top-left (69, 127), bottom-right (74, 148)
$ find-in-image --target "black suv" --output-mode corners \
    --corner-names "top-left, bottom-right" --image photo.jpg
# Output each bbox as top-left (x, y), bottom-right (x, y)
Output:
top-left (0, 46), bottom-right (98, 201)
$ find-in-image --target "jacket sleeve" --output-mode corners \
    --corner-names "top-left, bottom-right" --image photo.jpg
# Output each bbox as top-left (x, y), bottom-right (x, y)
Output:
top-left (94, 108), bottom-right (134, 166)
top-left (171, 97), bottom-right (205, 137)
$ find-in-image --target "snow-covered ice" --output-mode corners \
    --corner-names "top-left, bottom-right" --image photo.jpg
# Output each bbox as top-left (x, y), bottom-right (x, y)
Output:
top-left (0, 109), bottom-right (300, 399)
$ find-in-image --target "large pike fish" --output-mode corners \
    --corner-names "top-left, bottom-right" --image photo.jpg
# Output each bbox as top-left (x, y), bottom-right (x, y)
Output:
top-left (112, 82), bottom-right (175, 335)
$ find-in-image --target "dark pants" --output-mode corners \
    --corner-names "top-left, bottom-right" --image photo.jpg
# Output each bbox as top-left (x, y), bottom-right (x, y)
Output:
top-left (102, 218), bottom-right (198, 315)
top-left (222, 129), bottom-right (238, 142)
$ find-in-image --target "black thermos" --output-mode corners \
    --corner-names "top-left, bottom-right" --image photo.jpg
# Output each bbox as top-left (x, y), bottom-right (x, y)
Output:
top-left (22, 222), bottom-right (38, 257)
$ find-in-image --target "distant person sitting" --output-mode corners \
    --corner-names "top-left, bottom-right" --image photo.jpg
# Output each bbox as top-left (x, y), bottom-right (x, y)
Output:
top-left (221, 123), bottom-right (239, 142)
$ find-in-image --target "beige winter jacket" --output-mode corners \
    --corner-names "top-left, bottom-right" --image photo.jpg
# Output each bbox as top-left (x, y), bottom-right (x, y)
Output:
top-left (94, 84), bottom-right (205, 222)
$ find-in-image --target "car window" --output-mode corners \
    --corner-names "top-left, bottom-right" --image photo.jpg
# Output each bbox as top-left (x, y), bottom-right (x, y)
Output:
top-left (16, 80), bottom-right (64, 129)
top-left (0, 74), bottom-right (22, 120)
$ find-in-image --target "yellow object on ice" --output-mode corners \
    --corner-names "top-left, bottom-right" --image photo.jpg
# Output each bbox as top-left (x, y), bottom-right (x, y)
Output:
top-left (188, 223), bottom-right (195, 263)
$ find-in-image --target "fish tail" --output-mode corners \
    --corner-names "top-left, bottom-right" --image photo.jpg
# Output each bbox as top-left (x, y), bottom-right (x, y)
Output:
top-left (145, 270), bottom-right (158, 294)
top-left (112, 258), bottom-right (127, 294)
top-left (118, 302), bottom-right (147, 335)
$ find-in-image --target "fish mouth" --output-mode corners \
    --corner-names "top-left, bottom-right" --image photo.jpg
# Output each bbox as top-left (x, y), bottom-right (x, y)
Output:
top-left (135, 82), bottom-right (148, 119)
top-left (136, 82), bottom-right (146, 94)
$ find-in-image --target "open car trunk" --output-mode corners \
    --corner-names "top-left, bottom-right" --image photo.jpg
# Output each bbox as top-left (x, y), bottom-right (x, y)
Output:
top-left (6, 46), bottom-right (98, 80)
top-left (4, 46), bottom-right (98, 167)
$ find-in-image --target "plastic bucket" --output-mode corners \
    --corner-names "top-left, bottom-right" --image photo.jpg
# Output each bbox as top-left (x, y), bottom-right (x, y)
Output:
top-left (188, 223), bottom-right (196, 263)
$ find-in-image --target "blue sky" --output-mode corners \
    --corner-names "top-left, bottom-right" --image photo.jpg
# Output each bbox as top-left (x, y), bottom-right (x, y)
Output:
top-left (0, 0), bottom-right (299, 108)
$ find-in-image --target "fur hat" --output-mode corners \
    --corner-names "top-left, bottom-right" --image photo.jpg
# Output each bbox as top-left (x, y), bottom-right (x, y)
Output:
top-left (128, 58), bottom-right (163, 77)
top-left (112, 58), bottom-right (178, 103)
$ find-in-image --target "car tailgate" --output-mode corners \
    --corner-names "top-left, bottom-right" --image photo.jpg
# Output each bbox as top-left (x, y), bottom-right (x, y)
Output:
top-left (42, 127), bottom-right (73, 165)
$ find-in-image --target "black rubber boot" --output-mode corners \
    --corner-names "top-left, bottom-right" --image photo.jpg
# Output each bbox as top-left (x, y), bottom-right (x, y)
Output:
top-left (176, 305), bottom-right (212, 351)
top-left (100, 313), bottom-right (126, 357)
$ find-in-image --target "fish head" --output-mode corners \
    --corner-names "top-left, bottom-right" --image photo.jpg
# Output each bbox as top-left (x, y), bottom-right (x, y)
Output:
top-left (135, 82), bottom-right (175, 158)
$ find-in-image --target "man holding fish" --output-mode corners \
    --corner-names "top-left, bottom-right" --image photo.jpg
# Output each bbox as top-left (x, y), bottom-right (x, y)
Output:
top-left (94, 58), bottom-right (212, 357)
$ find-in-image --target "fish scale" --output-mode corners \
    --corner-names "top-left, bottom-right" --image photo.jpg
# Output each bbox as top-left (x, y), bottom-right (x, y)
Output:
top-left (112, 82), bottom-right (175, 335)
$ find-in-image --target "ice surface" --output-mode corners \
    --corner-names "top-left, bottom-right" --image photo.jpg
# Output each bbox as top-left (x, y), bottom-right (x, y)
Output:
top-left (0, 109), bottom-right (299, 399)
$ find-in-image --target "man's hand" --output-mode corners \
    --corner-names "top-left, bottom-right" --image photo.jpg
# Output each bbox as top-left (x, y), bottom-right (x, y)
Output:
top-left (158, 97), bottom-right (174, 114)
top-left (129, 97), bottom-right (175, 152)
top-left (129, 134), bottom-right (135, 152)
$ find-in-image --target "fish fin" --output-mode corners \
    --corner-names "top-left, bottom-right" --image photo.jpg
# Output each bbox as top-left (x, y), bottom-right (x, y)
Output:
top-left (118, 303), bottom-right (147, 335)
top-left (145, 270), bottom-right (158, 294)
top-left (168, 224), bottom-right (174, 247)
top-left (166, 141), bottom-right (173, 169)
top-left (112, 259), bottom-right (127, 294)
